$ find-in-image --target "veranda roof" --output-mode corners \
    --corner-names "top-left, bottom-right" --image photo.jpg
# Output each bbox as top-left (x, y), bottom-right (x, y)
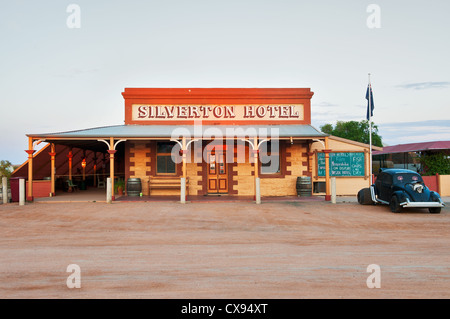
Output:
top-left (27, 124), bottom-right (328, 140)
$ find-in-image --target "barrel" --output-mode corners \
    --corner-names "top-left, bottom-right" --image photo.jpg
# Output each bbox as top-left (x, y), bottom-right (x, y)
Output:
top-left (296, 176), bottom-right (312, 197)
top-left (127, 178), bottom-right (142, 197)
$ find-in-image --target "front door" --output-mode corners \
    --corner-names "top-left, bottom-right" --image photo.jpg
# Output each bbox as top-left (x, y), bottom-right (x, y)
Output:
top-left (207, 151), bottom-right (228, 194)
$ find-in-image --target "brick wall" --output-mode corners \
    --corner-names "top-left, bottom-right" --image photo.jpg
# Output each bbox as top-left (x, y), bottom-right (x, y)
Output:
top-left (124, 140), bottom-right (314, 197)
top-left (127, 141), bottom-right (151, 195)
top-left (232, 142), bottom-right (309, 197)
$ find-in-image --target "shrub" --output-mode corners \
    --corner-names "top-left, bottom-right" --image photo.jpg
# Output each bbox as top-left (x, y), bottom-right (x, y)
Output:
top-left (419, 152), bottom-right (450, 175)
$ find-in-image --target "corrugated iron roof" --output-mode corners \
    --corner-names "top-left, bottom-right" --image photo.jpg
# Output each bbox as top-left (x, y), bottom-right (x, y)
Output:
top-left (27, 124), bottom-right (328, 139)
top-left (373, 141), bottom-right (450, 155)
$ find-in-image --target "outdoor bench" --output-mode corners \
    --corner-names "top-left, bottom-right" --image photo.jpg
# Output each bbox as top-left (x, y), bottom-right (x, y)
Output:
top-left (149, 177), bottom-right (189, 195)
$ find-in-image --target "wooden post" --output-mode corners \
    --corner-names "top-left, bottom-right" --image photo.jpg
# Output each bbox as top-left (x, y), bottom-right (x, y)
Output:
top-left (108, 137), bottom-right (116, 201)
top-left (67, 150), bottom-right (73, 181)
top-left (253, 137), bottom-right (259, 179)
top-left (49, 143), bottom-right (56, 196)
top-left (436, 173), bottom-right (441, 195)
top-left (324, 137), bottom-right (331, 201)
top-left (93, 153), bottom-right (97, 187)
top-left (181, 137), bottom-right (187, 204)
top-left (25, 137), bottom-right (35, 201)
top-left (182, 137), bottom-right (187, 179)
top-left (66, 149), bottom-right (73, 192)
top-left (82, 150), bottom-right (86, 182)
top-left (253, 136), bottom-right (261, 204)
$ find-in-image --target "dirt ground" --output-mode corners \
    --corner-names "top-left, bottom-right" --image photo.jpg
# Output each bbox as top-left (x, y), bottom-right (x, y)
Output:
top-left (0, 198), bottom-right (449, 299)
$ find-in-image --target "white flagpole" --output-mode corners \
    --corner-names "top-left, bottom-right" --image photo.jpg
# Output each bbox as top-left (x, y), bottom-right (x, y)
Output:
top-left (368, 73), bottom-right (373, 185)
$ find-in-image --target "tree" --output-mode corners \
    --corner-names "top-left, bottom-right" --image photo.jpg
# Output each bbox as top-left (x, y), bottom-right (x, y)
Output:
top-left (0, 160), bottom-right (13, 179)
top-left (320, 120), bottom-right (383, 147)
top-left (320, 123), bottom-right (334, 135)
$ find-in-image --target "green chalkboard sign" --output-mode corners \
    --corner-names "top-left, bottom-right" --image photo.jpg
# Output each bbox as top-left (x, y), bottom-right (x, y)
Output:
top-left (317, 152), bottom-right (365, 177)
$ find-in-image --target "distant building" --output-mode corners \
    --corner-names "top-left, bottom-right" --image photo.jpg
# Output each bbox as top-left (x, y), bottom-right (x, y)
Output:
top-left (373, 141), bottom-right (450, 173)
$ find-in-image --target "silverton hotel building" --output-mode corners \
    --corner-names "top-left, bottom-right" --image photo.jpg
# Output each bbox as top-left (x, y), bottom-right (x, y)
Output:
top-left (12, 88), bottom-right (380, 203)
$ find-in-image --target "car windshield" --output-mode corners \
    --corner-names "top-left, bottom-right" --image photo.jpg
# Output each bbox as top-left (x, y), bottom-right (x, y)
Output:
top-left (394, 173), bottom-right (423, 184)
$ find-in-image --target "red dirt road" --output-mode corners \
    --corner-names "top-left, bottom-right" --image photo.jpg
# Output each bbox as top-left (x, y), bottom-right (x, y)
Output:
top-left (0, 200), bottom-right (449, 298)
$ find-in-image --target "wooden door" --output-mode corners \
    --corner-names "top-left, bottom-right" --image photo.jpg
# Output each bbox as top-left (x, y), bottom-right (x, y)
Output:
top-left (207, 151), bottom-right (228, 194)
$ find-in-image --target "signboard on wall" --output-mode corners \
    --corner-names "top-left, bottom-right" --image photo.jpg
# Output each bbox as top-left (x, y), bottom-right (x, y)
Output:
top-left (131, 104), bottom-right (304, 122)
top-left (317, 152), bottom-right (365, 177)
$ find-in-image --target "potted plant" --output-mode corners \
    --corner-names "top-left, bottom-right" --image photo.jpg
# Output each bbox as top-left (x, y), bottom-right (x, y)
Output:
top-left (115, 179), bottom-right (125, 196)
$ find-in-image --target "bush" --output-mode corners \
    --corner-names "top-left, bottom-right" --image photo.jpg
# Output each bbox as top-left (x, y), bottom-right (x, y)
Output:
top-left (419, 152), bottom-right (450, 175)
top-left (114, 179), bottom-right (125, 193)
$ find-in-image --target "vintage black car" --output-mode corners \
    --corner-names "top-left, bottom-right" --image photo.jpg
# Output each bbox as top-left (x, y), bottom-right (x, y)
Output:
top-left (358, 168), bottom-right (445, 213)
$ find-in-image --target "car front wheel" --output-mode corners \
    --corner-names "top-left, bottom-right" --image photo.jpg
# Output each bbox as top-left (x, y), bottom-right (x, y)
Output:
top-left (390, 196), bottom-right (402, 213)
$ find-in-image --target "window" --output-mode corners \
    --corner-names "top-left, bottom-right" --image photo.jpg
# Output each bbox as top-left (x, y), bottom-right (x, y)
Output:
top-left (260, 140), bottom-right (280, 174)
top-left (381, 173), bottom-right (392, 185)
top-left (156, 142), bottom-right (176, 174)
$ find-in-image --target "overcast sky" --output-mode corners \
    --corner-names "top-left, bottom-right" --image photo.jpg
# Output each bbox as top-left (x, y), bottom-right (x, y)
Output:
top-left (1, 0), bottom-right (449, 164)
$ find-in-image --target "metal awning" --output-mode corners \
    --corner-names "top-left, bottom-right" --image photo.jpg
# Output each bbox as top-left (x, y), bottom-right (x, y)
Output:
top-left (27, 124), bottom-right (328, 140)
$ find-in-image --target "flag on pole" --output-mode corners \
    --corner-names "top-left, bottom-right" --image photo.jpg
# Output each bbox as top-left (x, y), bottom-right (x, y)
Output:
top-left (366, 84), bottom-right (374, 120)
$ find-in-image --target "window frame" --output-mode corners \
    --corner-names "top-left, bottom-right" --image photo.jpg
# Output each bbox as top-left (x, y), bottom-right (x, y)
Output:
top-left (258, 140), bottom-right (286, 178)
top-left (155, 141), bottom-right (178, 176)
